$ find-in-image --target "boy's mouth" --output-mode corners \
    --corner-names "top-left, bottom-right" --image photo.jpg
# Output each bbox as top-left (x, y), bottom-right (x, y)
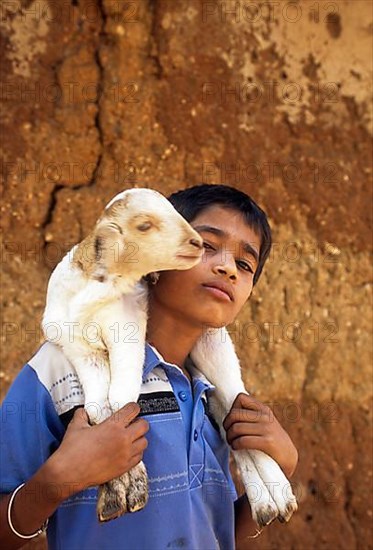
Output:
top-left (201, 281), bottom-right (234, 301)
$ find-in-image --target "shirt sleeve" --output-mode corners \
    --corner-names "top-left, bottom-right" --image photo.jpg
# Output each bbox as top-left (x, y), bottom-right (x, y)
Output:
top-left (0, 364), bottom-right (65, 494)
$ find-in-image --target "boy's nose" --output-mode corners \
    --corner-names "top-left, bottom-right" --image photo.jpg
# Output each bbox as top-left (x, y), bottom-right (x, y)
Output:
top-left (213, 257), bottom-right (238, 279)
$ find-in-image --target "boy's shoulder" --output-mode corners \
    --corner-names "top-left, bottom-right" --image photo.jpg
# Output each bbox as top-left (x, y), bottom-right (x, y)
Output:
top-left (24, 342), bottom-right (182, 421)
top-left (28, 341), bottom-right (85, 416)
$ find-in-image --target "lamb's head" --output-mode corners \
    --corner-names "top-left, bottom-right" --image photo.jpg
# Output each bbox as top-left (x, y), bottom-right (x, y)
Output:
top-left (90, 188), bottom-right (203, 282)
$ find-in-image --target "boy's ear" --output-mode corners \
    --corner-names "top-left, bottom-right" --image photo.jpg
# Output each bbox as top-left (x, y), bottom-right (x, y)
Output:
top-left (143, 272), bottom-right (160, 285)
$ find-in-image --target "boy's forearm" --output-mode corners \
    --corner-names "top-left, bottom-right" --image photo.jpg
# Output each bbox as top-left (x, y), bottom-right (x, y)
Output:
top-left (235, 459), bottom-right (297, 547)
top-left (234, 494), bottom-right (261, 548)
top-left (0, 456), bottom-right (75, 549)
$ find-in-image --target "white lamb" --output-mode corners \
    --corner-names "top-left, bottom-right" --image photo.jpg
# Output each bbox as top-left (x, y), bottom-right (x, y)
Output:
top-left (42, 187), bottom-right (297, 527)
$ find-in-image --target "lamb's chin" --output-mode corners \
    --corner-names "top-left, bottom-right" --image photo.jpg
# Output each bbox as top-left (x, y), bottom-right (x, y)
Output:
top-left (174, 257), bottom-right (202, 269)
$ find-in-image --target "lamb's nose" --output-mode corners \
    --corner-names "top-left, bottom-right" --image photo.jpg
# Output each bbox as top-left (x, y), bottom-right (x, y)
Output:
top-left (189, 238), bottom-right (203, 250)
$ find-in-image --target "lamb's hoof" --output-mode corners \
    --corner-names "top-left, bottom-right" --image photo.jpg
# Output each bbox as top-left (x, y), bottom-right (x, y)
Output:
top-left (252, 503), bottom-right (279, 528)
top-left (97, 475), bottom-right (129, 522)
top-left (278, 497), bottom-right (298, 523)
top-left (127, 461), bottom-right (149, 513)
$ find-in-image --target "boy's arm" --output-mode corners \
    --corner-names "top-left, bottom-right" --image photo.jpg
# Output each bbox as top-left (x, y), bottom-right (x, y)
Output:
top-left (0, 405), bottom-right (149, 549)
top-left (234, 494), bottom-right (262, 548)
top-left (0, 458), bottom-right (72, 550)
top-left (224, 393), bottom-right (298, 547)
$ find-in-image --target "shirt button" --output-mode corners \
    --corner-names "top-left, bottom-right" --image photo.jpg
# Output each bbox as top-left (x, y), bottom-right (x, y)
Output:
top-left (178, 391), bottom-right (188, 402)
top-left (193, 429), bottom-right (198, 441)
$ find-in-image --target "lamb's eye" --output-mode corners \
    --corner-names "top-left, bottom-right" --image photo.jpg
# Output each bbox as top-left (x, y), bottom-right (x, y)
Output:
top-left (137, 221), bottom-right (152, 232)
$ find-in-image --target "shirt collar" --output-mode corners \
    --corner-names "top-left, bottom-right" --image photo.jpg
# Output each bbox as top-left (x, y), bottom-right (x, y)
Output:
top-left (143, 342), bottom-right (215, 390)
top-left (184, 355), bottom-right (215, 391)
top-left (142, 343), bottom-right (164, 379)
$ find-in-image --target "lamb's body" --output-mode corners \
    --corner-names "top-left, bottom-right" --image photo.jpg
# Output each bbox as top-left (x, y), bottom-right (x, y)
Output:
top-left (43, 246), bottom-right (148, 422)
top-left (42, 188), bottom-right (297, 526)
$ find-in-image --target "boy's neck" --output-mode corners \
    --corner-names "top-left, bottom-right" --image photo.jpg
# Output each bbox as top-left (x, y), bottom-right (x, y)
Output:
top-left (147, 339), bottom-right (192, 382)
top-left (146, 311), bottom-right (203, 382)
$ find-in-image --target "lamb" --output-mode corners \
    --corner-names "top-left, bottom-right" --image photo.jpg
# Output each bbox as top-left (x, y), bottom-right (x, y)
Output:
top-left (42, 187), bottom-right (297, 527)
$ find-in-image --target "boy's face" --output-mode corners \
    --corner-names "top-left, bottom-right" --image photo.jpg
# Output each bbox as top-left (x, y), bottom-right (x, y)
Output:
top-left (149, 205), bottom-right (261, 329)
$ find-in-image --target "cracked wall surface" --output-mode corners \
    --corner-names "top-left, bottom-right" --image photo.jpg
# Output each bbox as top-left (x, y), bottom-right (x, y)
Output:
top-left (0, 1), bottom-right (372, 549)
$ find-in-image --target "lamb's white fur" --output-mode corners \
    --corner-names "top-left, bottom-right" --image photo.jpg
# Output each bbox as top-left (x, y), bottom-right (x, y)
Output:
top-left (42, 187), bottom-right (297, 526)
top-left (191, 328), bottom-right (298, 525)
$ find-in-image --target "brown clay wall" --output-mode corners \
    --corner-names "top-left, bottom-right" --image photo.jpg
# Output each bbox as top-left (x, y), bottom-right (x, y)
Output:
top-left (1, 1), bottom-right (372, 548)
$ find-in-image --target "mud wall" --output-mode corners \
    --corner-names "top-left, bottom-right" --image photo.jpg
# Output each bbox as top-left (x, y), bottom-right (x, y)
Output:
top-left (1, 1), bottom-right (372, 548)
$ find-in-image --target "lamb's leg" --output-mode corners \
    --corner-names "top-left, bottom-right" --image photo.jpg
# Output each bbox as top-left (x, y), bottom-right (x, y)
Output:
top-left (62, 335), bottom-right (139, 521)
top-left (190, 327), bottom-right (298, 526)
top-left (97, 477), bottom-right (130, 522)
top-left (62, 344), bottom-right (127, 521)
top-left (246, 449), bottom-right (298, 523)
top-left (97, 299), bottom-right (149, 521)
top-left (207, 394), bottom-right (278, 527)
top-left (97, 347), bottom-right (148, 520)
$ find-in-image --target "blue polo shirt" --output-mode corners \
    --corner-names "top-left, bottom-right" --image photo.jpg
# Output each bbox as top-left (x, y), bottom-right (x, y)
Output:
top-left (0, 342), bottom-right (237, 549)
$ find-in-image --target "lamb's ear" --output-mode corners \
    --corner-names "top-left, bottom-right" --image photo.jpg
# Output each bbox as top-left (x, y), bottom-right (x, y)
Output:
top-left (94, 235), bottom-right (104, 261)
top-left (91, 235), bottom-right (107, 282)
top-left (90, 223), bottom-right (124, 282)
top-left (96, 220), bottom-right (124, 238)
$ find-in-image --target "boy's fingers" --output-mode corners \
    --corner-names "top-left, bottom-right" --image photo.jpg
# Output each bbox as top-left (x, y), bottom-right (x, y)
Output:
top-left (130, 436), bottom-right (149, 457)
top-left (225, 394), bottom-right (273, 428)
top-left (226, 422), bottom-right (264, 444)
top-left (232, 393), bottom-right (262, 411)
top-left (109, 402), bottom-right (141, 427)
top-left (230, 435), bottom-right (265, 452)
top-left (128, 453), bottom-right (145, 470)
top-left (223, 408), bottom-right (263, 431)
top-left (72, 403), bottom-right (142, 429)
top-left (128, 418), bottom-right (149, 441)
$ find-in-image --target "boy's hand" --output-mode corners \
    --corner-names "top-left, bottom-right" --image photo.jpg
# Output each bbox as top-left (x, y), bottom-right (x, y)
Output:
top-left (223, 393), bottom-right (298, 478)
top-left (48, 403), bottom-right (149, 499)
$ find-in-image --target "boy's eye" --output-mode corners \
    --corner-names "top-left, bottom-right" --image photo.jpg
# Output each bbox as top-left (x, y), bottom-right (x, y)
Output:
top-left (203, 241), bottom-right (254, 273)
top-left (237, 260), bottom-right (254, 274)
top-left (203, 242), bottom-right (255, 274)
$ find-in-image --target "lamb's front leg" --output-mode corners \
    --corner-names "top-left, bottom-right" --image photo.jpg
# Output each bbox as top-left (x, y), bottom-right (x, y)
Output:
top-left (96, 300), bottom-right (148, 522)
top-left (206, 393), bottom-right (278, 528)
top-left (96, 337), bottom-right (147, 521)
top-left (191, 327), bottom-right (298, 526)
top-left (61, 344), bottom-right (123, 521)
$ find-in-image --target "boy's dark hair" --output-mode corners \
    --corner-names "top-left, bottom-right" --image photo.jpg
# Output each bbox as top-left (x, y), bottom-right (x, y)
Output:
top-left (167, 184), bottom-right (272, 285)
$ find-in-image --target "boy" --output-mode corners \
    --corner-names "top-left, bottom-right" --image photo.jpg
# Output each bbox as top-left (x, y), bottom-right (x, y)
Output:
top-left (0, 184), bottom-right (298, 549)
